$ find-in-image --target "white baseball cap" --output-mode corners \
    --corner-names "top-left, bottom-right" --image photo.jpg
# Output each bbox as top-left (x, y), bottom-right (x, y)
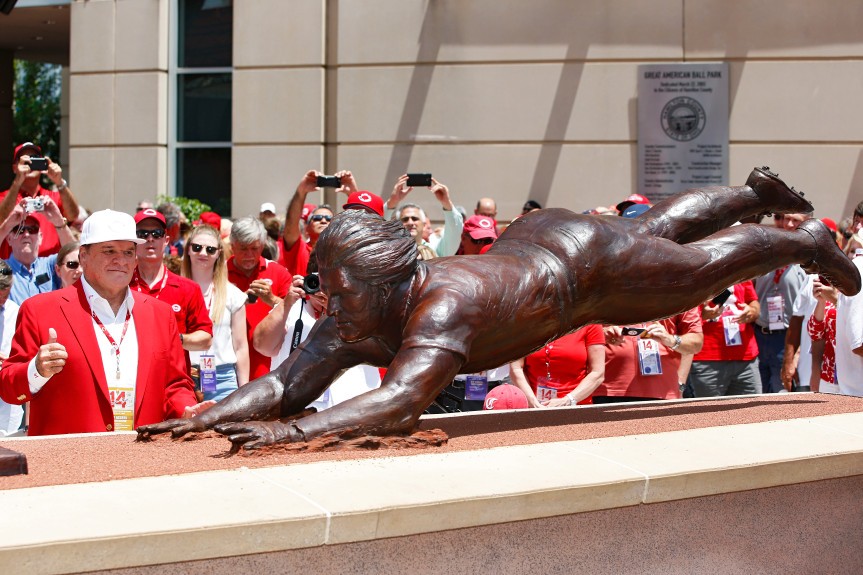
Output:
top-left (80, 209), bottom-right (146, 246)
top-left (260, 202), bottom-right (276, 214)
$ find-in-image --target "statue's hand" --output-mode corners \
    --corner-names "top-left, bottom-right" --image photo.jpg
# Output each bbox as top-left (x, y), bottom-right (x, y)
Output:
top-left (214, 420), bottom-right (295, 453)
top-left (136, 417), bottom-right (209, 441)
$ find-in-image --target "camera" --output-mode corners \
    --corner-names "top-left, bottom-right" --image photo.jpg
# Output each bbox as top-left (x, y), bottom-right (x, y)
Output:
top-left (23, 197), bottom-right (45, 212)
top-left (621, 327), bottom-right (646, 337)
top-left (246, 291), bottom-right (258, 304)
top-left (406, 173), bottom-right (432, 187)
top-left (302, 273), bottom-right (320, 295)
top-left (316, 175), bottom-right (341, 188)
top-left (28, 157), bottom-right (48, 171)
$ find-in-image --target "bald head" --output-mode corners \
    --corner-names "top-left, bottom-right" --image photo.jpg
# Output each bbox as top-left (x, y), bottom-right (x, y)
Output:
top-left (475, 197), bottom-right (497, 219)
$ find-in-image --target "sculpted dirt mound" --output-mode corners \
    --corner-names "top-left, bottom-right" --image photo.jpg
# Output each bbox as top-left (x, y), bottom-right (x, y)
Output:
top-left (242, 428), bottom-right (449, 456)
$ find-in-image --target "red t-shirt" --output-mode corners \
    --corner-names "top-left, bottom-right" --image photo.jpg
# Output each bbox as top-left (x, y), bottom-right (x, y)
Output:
top-left (0, 186), bottom-right (66, 258)
top-left (523, 325), bottom-right (604, 404)
top-left (227, 256), bottom-right (292, 379)
top-left (278, 237), bottom-right (311, 277)
top-left (694, 281), bottom-right (759, 362)
top-left (595, 308), bottom-right (703, 400)
top-left (130, 267), bottom-right (213, 337)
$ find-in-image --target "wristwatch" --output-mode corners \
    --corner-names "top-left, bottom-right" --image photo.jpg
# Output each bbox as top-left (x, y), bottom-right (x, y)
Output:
top-left (670, 335), bottom-right (682, 350)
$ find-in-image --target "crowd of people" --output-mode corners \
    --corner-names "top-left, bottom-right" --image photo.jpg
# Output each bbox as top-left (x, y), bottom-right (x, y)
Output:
top-left (0, 141), bottom-right (861, 438)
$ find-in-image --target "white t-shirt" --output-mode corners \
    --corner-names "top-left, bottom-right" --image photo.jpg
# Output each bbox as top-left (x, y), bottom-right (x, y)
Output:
top-left (835, 257), bottom-right (863, 397)
top-left (271, 299), bottom-right (381, 411)
top-left (190, 283), bottom-right (246, 367)
top-left (792, 274), bottom-right (817, 386)
top-left (0, 300), bottom-right (22, 435)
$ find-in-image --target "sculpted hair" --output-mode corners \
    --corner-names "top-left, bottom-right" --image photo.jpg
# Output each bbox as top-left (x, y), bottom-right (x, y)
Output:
top-left (230, 216), bottom-right (268, 245)
top-left (316, 211), bottom-right (418, 286)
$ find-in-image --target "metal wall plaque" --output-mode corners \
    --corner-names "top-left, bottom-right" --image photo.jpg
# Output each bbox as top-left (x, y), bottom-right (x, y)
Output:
top-left (637, 63), bottom-right (729, 201)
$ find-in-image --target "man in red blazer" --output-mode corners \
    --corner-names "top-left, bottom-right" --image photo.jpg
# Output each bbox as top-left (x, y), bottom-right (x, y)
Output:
top-left (0, 209), bottom-right (211, 436)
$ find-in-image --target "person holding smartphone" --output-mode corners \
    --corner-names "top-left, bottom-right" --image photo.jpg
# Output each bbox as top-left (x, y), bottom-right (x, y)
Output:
top-left (688, 281), bottom-right (762, 397)
top-left (0, 142), bottom-right (81, 258)
top-left (385, 173), bottom-right (464, 257)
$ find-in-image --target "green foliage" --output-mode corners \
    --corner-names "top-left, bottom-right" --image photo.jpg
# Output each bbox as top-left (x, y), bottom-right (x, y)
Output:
top-left (12, 60), bottom-right (62, 160)
top-left (156, 195), bottom-right (212, 222)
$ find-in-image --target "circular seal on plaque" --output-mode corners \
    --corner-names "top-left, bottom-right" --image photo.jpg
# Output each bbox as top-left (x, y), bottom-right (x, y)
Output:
top-left (660, 97), bottom-right (706, 141)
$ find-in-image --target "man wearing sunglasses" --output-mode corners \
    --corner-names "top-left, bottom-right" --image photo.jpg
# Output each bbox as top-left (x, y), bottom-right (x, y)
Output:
top-left (0, 200), bottom-right (75, 306)
top-left (131, 209), bottom-right (213, 362)
top-left (459, 215), bottom-right (498, 255)
top-left (0, 142), bottom-right (81, 259)
top-left (280, 170), bottom-right (339, 277)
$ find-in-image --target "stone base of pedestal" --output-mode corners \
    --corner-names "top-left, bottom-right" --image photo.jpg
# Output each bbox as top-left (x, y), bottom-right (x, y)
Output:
top-left (1, 394), bottom-right (862, 575)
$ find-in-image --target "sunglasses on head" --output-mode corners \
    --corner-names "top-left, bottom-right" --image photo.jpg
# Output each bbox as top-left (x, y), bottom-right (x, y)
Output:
top-left (310, 214), bottom-right (332, 222)
top-left (136, 228), bottom-right (166, 239)
top-left (63, 260), bottom-right (80, 270)
top-left (190, 242), bottom-right (220, 255)
top-left (12, 225), bottom-right (39, 235)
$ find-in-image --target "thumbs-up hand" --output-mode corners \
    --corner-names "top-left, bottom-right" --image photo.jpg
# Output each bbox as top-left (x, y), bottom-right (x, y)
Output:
top-left (35, 327), bottom-right (68, 378)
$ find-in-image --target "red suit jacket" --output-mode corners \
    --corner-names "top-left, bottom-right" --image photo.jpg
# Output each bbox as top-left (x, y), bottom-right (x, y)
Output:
top-left (0, 283), bottom-right (196, 436)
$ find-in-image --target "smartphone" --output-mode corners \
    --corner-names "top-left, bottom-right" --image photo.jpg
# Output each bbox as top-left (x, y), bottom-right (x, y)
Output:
top-left (710, 288), bottom-right (733, 307)
top-left (406, 173), bottom-right (432, 187)
top-left (621, 327), bottom-right (646, 337)
top-left (316, 175), bottom-right (341, 188)
top-left (29, 157), bottom-right (48, 171)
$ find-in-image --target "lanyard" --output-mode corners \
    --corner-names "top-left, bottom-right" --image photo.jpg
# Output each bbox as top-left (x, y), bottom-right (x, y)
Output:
top-left (132, 266), bottom-right (169, 298)
top-left (773, 266), bottom-right (788, 285)
top-left (91, 306), bottom-right (132, 380)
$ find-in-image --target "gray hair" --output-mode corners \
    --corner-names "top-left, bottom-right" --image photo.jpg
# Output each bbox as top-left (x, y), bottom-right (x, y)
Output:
top-left (317, 211), bottom-right (418, 287)
top-left (230, 216), bottom-right (268, 245)
top-left (156, 202), bottom-right (182, 229)
top-left (393, 203), bottom-right (427, 222)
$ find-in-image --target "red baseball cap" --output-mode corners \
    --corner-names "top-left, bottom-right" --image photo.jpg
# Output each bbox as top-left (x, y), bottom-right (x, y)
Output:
top-left (198, 211), bottom-right (222, 230)
top-left (343, 191), bottom-right (385, 217)
top-left (463, 215), bottom-right (498, 240)
top-left (301, 203), bottom-right (317, 222)
top-left (483, 385), bottom-right (529, 410)
top-left (134, 208), bottom-right (167, 227)
top-left (615, 193), bottom-right (650, 213)
top-left (13, 142), bottom-right (42, 162)
top-left (821, 217), bottom-right (838, 233)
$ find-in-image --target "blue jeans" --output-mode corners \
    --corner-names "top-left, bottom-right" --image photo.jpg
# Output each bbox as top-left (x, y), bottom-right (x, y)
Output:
top-left (203, 363), bottom-right (239, 402)
top-left (754, 329), bottom-right (786, 393)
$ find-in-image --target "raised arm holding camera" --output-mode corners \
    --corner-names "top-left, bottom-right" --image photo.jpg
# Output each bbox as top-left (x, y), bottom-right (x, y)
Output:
top-left (0, 142), bottom-right (81, 258)
top-left (279, 170), bottom-right (335, 276)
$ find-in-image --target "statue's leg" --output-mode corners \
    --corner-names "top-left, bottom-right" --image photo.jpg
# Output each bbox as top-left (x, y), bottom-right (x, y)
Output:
top-left (634, 167), bottom-right (814, 244)
top-left (574, 220), bottom-right (859, 326)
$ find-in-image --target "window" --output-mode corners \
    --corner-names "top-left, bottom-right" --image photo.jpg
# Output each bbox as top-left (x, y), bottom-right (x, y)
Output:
top-left (171, 0), bottom-right (232, 214)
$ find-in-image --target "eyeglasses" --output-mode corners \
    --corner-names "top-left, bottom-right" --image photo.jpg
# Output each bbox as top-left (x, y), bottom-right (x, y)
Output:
top-left (11, 225), bottom-right (39, 235)
top-left (63, 260), bottom-right (80, 270)
top-left (309, 214), bottom-right (332, 222)
top-left (190, 242), bottom-right (220, 255)
top-left (136, 228), bottom-right (166, 239)
top-left (469, 237), bottom-right (495, 246)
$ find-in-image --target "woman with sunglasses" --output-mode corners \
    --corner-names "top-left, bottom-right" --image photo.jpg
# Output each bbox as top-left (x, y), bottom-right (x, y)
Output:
top-left (182, 225), bottom-right (250, 401)
top-left (54, 241), bottom-right (82, 288)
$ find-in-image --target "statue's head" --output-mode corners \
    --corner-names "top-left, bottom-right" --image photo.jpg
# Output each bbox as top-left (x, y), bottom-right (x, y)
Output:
top-left (316, 211), bottom-right (419, 342)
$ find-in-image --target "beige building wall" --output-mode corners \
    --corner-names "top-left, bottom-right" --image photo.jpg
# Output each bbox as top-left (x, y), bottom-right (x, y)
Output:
top-left (69, 0), bottom-right (863, 222)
